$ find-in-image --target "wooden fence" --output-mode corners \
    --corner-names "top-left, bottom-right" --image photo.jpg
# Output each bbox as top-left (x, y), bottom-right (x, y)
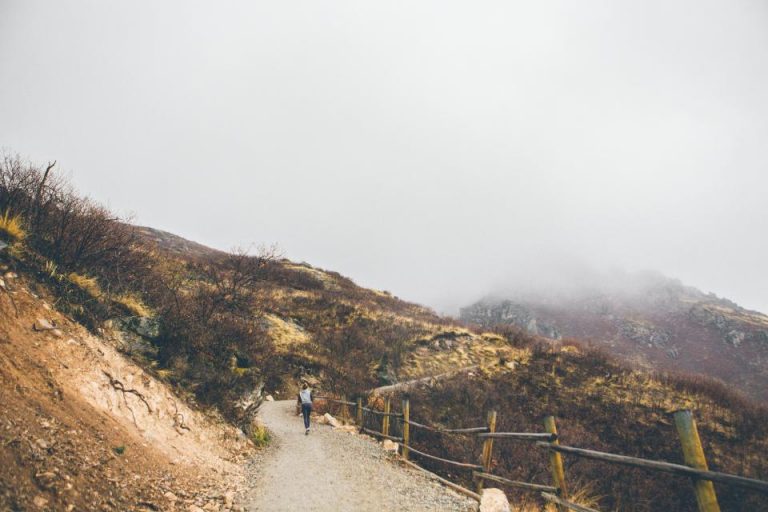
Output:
top-left (316, 395), bottom-right (768, 512)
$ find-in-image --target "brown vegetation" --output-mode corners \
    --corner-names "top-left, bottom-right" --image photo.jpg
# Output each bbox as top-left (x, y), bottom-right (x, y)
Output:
top-left (4, 154), bottom-right (767, 511)
top-left (379, 343), bottom-right (768, 511)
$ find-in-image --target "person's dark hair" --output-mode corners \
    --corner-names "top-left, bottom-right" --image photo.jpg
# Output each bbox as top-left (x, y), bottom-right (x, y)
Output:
top-left (301, 382), bottom-right (308, 389)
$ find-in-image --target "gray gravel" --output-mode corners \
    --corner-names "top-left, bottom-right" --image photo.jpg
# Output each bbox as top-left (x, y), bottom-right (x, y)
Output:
top-left (244, 400), bottom-right (478, 512)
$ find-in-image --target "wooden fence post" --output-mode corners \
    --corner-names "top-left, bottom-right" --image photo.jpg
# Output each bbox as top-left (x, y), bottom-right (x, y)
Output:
top-left (477, 410), bottom-right (498, 494)
top-left (544, 415), bottom-right (568, 509)
top-left (356, 397), bottom-right (363, 426)
top-left (382, 397), bottom-right (391, 437)
top-left (402, 399), bottom-right (410, 460)
top-left (341, 395), bottom-right (349, 422)
top-left (674, 410), bottom-right (721, 512)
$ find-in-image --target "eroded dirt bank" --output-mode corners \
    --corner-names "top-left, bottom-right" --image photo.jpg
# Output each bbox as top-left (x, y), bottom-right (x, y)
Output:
top-left (0, 271), bottom-right (253, 511)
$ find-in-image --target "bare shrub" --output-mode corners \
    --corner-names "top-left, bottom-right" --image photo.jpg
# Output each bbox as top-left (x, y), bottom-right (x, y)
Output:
top-left (151, 248), bottom-right (278, 416)
top-left (0, 154), bottom-right (152, 292)
top-left (391, 347), bottom-right (768, 512)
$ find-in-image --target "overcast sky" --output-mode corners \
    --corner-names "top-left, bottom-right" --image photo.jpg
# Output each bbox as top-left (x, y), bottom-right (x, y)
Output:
top-left (1, 1), bottom-right (767, 314)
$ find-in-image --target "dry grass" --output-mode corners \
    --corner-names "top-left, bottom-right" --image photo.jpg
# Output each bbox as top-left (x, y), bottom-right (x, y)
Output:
top-left (0, 210), bottom-right (26, 242)
top-left (232, 367), bottom-right (250, 377)
top-left (401, 332), bottom-right (527, 380)
top-left (67, 272), bottom-right (101, 298)
top-left (43, 260), bottom-right (61, 279)
top-left (114, 293), bottom-right (152, 317)
top-left (284, 263), bottom-right (341, 290)
top-left (156, 369), bottom-right (173, 379)
top-left (511, 481), bottom-right (605, 511)
top-left (250, 425), bottom-right (271, 448)
top-left (390, 344), bottom-right (768, 512)
top-left (265, 314), bottom-right (312, 349)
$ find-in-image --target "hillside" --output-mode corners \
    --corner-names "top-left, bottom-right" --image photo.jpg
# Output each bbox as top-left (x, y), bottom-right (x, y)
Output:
top-left (380, 341), bottom-right (768, 512)
top-left (3, 156), bottom-right (768, 511)
top-left (460, 272), bottom-right (768, 402)
top-left (0, 266), bottom-right (252, 511)
top-left (133, 226), bottom-right (507, 396)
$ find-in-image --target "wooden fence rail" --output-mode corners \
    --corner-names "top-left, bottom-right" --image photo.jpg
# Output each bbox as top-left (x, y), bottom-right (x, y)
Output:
top-left (316, 394), bottom-right (768, 512)
top-left (405, 418), bottom-right (489, 434)
top-left (362, 407), bottom-right (403, 417)
top-left (404, 444), bottom-right (484, 470)
top-left (361, 426), bottom-right (403, 442)
top-left (478, 432), bottom-right (556, 442)
top-left (473, 471), bottom-right (558, 493)
top-left (536, 442), bottom-right (768, 494)
top-left (315, 396), bottom-right (356, 406)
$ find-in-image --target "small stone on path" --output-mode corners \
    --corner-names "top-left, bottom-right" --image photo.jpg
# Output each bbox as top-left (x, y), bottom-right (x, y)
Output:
top-left (480, 488), bottom-right (510, 512)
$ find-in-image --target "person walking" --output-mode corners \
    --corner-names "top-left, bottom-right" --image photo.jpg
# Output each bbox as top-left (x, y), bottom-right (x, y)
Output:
top-left (297, 382), bottom-right (313, 435)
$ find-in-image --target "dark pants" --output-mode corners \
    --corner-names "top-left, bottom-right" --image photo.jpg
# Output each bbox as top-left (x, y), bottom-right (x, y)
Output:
top-left (301, 403), bottom-right (312, 429)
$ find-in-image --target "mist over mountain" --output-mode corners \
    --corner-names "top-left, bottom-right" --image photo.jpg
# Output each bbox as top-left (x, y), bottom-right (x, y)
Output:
top-left (461, 269), bottom-right (768, 402)
top-left (3, 1), bottom-right (768, 510)
top-left (3, 1), bottom-right (768, 317)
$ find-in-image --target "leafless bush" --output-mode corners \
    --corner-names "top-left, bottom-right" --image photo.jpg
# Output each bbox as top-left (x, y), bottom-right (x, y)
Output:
top-left (0, 154), bottom-right (151, 291)
top-left (392, 348), bottom-right (768, 512)
top-left (150, 248), bottom-right (278, 415)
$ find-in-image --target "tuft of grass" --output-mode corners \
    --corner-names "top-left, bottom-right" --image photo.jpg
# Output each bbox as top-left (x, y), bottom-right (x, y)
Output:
top-left (43, 260), bottom-right (61, 280)
top-left (251, 425), bottom-right (271, 448)
top-left (113, 445), bottom-right (126, 455)
top-left (67, 272), bottom-right (101, 298)
top-left (0, 210), bottom-right (26, 243)
top-left (232, 367), bottom-right (250, 377)
top-left (514, 483), bottom-right (604, 512)
top-left (550, 482), bottom-right (604, 511)
top-left (114, 292), bottom-right (152, 317)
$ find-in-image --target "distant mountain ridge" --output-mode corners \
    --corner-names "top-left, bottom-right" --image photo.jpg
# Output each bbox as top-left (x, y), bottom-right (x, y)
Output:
top-left (460, 272), bottom-right (768, 402)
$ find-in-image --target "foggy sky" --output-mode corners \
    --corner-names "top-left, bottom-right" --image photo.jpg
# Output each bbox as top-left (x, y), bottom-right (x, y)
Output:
top-left (1, 1), bottom-right (767, 314)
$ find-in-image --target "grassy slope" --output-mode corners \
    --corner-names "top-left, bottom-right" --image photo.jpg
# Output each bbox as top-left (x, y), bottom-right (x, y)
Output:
top-left (462, 283), bottom-right (768, 402)
top-left (374, 344), bottom-right (768, 512)
top-left (8, 221), bottom-right (767, 511)
top-left (147, 233), bottom-right (767, 510)
top-left (137, 227), bottom-right (503, 394)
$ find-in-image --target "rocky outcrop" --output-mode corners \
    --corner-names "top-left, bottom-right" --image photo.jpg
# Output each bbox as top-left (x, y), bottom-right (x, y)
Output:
top-left (725, 329), bottom-right (746, 347)
top-left (689, 304), bottom-right (729, 331)
top-left (234, 384), bottom-right (265, 435)
top-left (461, 274), bottom-right (768, 402)
top-left (619, 320), bottom-right (670, 348)
top-left (689, 305), bottom-right (755, 347)
top-left (460, 300), bottom-right (562, 340)
top-left (121, 316), bottom-right (160, 339)
top-left (103, 316), bottom-right (161, 357)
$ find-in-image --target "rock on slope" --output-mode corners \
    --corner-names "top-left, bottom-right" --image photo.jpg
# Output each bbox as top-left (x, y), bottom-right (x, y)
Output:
top-left (0, 270), bottom-right (252, 511)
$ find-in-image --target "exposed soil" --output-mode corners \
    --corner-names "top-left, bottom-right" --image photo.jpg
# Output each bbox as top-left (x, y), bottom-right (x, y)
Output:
top-left (0, 271), bottom-right (252, 511)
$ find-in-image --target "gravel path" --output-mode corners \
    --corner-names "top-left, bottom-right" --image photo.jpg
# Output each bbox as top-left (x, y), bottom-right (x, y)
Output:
top-left (245, 400), bottom-right (477, 512)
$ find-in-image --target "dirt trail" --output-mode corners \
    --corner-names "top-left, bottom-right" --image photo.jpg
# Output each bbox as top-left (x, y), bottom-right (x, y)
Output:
top-left (246, 400), bottom-right (476, 512)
